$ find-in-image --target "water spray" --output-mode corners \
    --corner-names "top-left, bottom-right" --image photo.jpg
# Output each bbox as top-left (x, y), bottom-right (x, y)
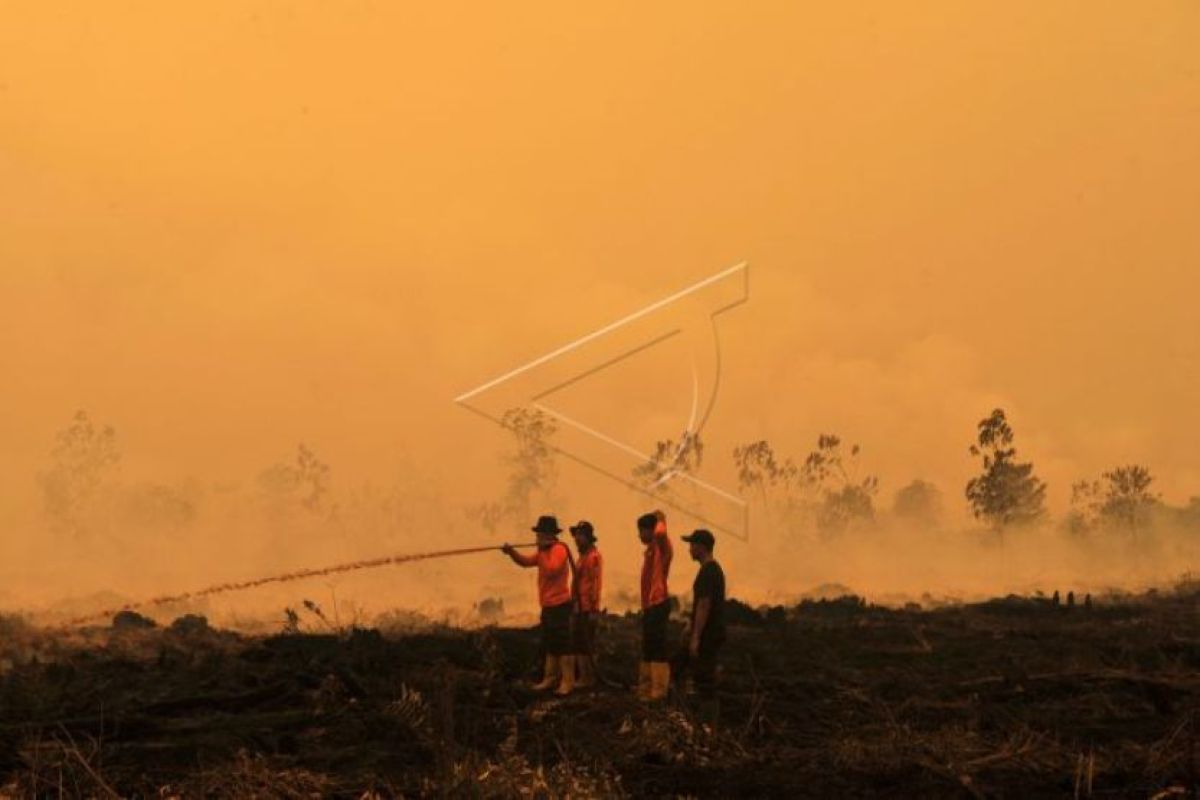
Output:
top-left (63, 542), bottom-right (538, 627)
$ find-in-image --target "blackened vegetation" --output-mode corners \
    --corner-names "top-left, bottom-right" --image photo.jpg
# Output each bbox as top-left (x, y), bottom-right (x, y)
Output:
top-left (1, 587), bottom-right (1199, 798)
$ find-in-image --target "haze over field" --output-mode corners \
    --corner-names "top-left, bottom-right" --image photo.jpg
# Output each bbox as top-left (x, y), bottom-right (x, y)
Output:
top-left (2, 3), bottom-right (1198, 623)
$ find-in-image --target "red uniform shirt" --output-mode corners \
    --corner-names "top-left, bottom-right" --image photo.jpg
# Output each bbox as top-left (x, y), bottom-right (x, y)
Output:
top-left (640, 519), bottom-right (672, 608)
top-left (512, 541), bottom-right (572, 608)
top-left (573, 547), bottom-right (603, 613)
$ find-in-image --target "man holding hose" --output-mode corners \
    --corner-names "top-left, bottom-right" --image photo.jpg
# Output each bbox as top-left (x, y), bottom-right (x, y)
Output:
top-left (502, 515), bottom-right (575, 694)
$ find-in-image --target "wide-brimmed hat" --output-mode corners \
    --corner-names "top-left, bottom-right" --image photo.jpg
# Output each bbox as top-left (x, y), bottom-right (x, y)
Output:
top-left (531, 515), bottom-right (562, 535)
top-left (681, 529), bottom-right (715, 549)
top-left (569, 520), bottom-right (596, 541)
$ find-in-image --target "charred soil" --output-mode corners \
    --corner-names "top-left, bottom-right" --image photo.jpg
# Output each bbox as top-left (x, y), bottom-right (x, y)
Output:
top-left (0, 589), bottom-right (1198, 798)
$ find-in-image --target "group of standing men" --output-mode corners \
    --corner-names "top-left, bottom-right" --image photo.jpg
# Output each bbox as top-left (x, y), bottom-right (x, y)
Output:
top-left (501, 511), bottom-right (726, 709)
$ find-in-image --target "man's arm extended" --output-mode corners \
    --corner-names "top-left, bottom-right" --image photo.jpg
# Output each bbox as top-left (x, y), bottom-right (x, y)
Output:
top-left (502, 544), bottom-right (538, 567)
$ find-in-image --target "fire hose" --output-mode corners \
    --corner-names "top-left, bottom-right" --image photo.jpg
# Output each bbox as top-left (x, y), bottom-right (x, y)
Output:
top-left (65, 542), bottom-right (537, 627)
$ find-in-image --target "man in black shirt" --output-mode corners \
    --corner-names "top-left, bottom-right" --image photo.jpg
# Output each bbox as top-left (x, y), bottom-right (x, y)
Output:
top-left (677, 529), bottom-right (725, 719)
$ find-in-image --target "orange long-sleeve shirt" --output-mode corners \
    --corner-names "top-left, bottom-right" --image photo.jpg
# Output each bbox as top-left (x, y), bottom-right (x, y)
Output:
top-left (640, 519), bottom-right (672, 608)
top-left (511, 541), bottom-right (572, 608)
top-left (573, 547), bottom-right (603, 613)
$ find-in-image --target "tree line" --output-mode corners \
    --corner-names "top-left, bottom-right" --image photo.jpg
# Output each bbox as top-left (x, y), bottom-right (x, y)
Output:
top-left (729, 407), bottom-right (1199, 541)
top-left (38, 408), bottom-right (1200, 543)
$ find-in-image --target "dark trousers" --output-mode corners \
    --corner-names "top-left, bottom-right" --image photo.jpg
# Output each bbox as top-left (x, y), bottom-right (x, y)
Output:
top-left (572, 611), bottom-right (597, 656)
top-left (673, 635), bottom-right (723, 698)
top-left (540, 602), bottom-right (572, 656)
top-left (641, 601), bottom-right (670, 661)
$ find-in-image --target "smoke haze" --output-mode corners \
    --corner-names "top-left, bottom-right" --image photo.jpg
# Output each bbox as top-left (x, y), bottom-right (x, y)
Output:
top-left (2, 3), bottom-right (1198, 624)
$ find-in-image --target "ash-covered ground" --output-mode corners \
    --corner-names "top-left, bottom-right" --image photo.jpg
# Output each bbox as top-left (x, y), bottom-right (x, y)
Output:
top-left (1, 585), bottom-right (1198, 798)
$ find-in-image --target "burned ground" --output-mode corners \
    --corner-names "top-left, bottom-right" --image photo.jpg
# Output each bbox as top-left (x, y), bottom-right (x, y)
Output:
top-left (0, 589), bottom-right (1197, 798)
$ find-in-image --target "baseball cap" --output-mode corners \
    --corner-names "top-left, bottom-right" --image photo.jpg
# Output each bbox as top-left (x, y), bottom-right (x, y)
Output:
top-left (569, 520), bottom-right (596, 540)
top-left (681, 529), bottom-right (715, 548)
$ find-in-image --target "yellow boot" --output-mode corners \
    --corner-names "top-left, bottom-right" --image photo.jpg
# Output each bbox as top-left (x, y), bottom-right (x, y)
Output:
top-left (648, 661), bottom-right (671, 701)
top-left (531, 655), bottom-right (560, 691)
top-left (555, 655), bottom-right (576, 696)
top-left (636, 661), bottom-right (652, 700)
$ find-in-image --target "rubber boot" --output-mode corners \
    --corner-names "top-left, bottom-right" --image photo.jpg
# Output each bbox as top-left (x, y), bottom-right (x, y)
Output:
top-left (555, 655), bottom-right (576, 696)
top-left (648, 661), bottom-right (671, 701)
top-left (531, 655), bottom-right (560, 691)
top-left (636, 661), bottom-right (652, 700)
top-left (576, 655), bottom-right (595, 689)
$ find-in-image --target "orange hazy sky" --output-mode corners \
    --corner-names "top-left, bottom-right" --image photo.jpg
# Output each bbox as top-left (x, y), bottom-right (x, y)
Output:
top-left (2, 2), bottom-right (1199, 532)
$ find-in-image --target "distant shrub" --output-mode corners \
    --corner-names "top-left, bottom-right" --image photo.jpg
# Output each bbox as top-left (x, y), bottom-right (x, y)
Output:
top-left (375, 608), bottom-right (439, 637)
top-left (795, 595), bottom-right (868, 616)
top-left (724, 598), bottom-right (765, 627)
top-left (169, 614), bottom-right (210, 635)
top-left (112, 609), bottom-right (156, 630)
top-left (475, 597), bottom-right (505, 622)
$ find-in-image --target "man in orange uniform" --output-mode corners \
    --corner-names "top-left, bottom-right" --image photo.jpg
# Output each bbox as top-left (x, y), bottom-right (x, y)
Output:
top-left (637, 509), bottom-right (673, 700)
top-left (569, 520), bottom-right (603, 689)
top-left (502, 515), bottom-right (574, 694)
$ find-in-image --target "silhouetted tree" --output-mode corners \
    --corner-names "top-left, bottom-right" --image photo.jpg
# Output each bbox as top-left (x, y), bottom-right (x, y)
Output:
top-left (803, 435), bottom-right (878, 537)
top-left (500, 407), bottom-right (558, 525)
top-left (733, 440), bottom-right (798, 503)
top-left (119, 482), bottom-right (197, 530)
top-left (965, 409), bottom-right (1046, 533)
top-left (1066, 478), bottom-right (1102, 536)
top-left (257, 443), bottom-right (331, 515)
top-left (40, 410), bottom-right (120, 537)
top-left (634, 430), bottom-right (704, 490)
top-left (1069, 465), bottom-right (1159, 539)
top-left (295, 444), bottom-right (331, 512)
top-left (732, 434), bottom-right (877, 537)
top-left (893, 479), bottom-right (943, 527)
top-left (467, 500), bottom-right (506, 537)
top-left (468, 408), bottom-right (559, 535)
top-left (1097, 465), bottom-right (1158, 539)
top-left (818, 482), bottom-right (877, 535)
